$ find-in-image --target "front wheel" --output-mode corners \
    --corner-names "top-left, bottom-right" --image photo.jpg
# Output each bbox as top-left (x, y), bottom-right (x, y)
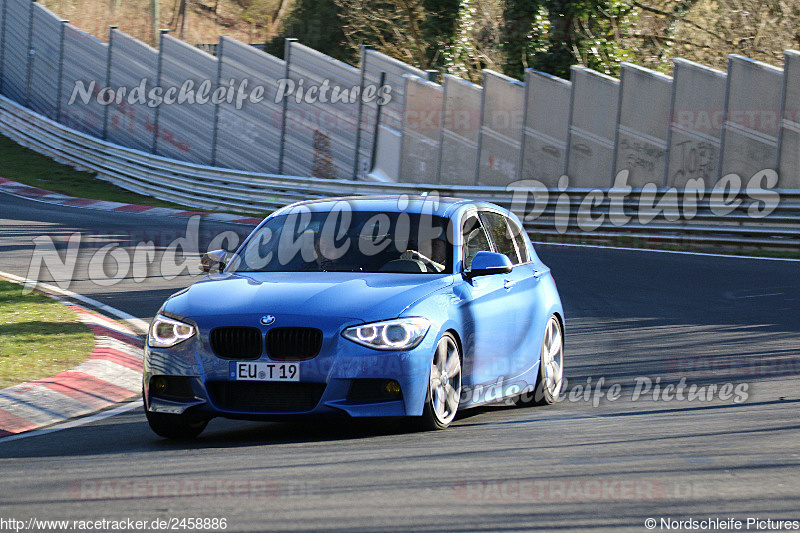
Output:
top-left (517, 315), bottom-right (563, 406)
top-left (144, 391), bottom-right (208, 439)
top-left (419, 332), bottom-right (462, 430)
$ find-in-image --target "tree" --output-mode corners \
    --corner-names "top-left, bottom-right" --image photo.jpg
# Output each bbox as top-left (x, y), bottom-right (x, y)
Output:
top-left (333, 0), bottom-right (505, 78)
top-left (632, 0), bottom-right (800, 73)
top-left (421, 0), bottom-right (462, 68)
top-left (168, 0), bottom-right (188, 39)
top-left (151, 0), bottom-right (161, 46)
top-left (265, 0), bottom-right (354, 63)
top-left (334, 0), bottom-right (432, 69)
top-left (502, 0), bottom-right (639, 80)
top-left (443, 0), bottom-right (508, 81)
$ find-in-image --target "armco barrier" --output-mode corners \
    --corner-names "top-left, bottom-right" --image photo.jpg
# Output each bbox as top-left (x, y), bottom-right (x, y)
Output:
top-left (2, 94), bottom-right (798, 250)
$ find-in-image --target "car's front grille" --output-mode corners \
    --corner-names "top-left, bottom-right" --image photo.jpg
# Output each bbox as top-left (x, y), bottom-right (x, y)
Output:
top-left (209, 327), bottom-right (263, 360)
top-left (206, 381), bottom-right (326, 412)
top-left (266, 327), bottom-right (323, 361)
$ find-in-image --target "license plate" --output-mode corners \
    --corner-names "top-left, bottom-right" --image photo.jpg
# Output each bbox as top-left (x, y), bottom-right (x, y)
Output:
top-left (230, 361), bottom-right (300, 382)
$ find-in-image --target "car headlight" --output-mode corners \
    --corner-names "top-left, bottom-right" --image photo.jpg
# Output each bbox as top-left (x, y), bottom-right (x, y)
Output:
top-left (342, 318), bottom-right (430, 350)
top-left (148, 314), bottom-right (196, 348)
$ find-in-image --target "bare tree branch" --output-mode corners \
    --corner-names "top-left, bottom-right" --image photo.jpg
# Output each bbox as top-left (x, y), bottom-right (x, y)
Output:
top-left (630, 0), bottom-right (733, 44)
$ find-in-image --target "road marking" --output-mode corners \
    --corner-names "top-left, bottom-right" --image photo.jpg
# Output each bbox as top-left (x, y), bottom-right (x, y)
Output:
top-left (0, 400), bottom-right (142, 444)
top-left (0, 270), bottom-right (149, 334)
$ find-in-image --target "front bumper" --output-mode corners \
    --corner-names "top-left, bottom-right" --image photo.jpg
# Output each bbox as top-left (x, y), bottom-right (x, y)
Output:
top-left (143, 315), bottom-right (435, 420)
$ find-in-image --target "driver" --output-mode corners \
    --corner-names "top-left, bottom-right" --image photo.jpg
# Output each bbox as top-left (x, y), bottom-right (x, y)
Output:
top-left (296, 230), bottom-right (341, 272)
top-left (400, 238), bottom-right (447, 273)
top-left (314, 236), bottom-right (340, 271)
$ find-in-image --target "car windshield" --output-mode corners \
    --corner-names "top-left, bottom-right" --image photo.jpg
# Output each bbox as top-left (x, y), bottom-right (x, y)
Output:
top-left (229, 208), bottom-right (453, 274)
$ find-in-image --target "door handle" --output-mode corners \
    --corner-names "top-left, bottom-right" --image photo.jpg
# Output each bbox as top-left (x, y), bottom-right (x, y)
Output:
top-left (504, 279), bottom-right (516, 291)
top-left (533, 270), bottom-right (542, 280)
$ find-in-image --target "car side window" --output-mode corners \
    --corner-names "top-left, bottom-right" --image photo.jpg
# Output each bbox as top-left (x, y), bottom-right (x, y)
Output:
top-left (507, 217), bottom-right (530, 263)
top-left (479, 211), bottom-right (520, 265)
top-left (461, 215), bottom-right (491, 270)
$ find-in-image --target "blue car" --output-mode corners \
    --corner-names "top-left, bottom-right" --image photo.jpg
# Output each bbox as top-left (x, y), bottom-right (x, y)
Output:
top-left (144, 195), bottom-right (564, 438)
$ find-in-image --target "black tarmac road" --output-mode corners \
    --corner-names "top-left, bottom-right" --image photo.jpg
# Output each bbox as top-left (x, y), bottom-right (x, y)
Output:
top-left (1, 191), bottom-right (799, 532)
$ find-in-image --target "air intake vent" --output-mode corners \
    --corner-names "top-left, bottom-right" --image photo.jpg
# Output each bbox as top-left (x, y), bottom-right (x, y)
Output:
top-left (206, 381), bottom-right (326, 412)
top-left (266, 327), bottom-right (323, 361)
top-left (209, 327), bottom-right (262, 360)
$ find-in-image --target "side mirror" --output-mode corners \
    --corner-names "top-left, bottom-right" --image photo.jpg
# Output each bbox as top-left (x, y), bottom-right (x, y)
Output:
top-left (464, 251), bottom-right (513, 279)
top-left (201, 250), bottom-right (227, 274)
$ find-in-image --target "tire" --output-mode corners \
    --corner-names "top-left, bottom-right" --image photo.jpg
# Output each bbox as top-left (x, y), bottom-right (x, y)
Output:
top-left (419, 332), bottom-right (462, 430)
top-left (144, 391), bottom-right (208, 439)
top-left (517, 315), bottom-right (563, 406)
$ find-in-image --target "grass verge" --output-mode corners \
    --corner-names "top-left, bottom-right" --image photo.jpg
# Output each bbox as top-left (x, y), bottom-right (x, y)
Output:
top-left (0, 280), bottom-right (94, 389)
top-left (0, 133), bottom-right (211, 211)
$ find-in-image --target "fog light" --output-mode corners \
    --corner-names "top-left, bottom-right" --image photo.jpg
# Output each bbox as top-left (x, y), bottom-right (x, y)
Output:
top-left (384, 380), bottom-right (401, 395)
top-left (151, 376), bottom-right (168, 395)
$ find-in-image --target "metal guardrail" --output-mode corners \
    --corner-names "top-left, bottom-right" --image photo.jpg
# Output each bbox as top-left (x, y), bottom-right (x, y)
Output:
top-left (1, 94), bottom-right (799, 250)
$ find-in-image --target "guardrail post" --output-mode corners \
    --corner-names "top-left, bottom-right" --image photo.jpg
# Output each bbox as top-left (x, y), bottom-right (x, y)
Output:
top-left (102, 25), bottom-right (118, 141)
top-left (352, 44), bottom-right (373, 180)
top-left (151, 28), bottom-right (169, 155)
top-left (277, 37), bottom-right (296, 175)
top-left (24, 0), bottom-right (36, 107)
top-left (0, 0), bottom-right (8, 94)
top-left (210, 35), bottom-right (223, 167)
top-left (369, 71), bottom-right (386, 173)
top-left (55, 19), bottom-right (67, 123)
